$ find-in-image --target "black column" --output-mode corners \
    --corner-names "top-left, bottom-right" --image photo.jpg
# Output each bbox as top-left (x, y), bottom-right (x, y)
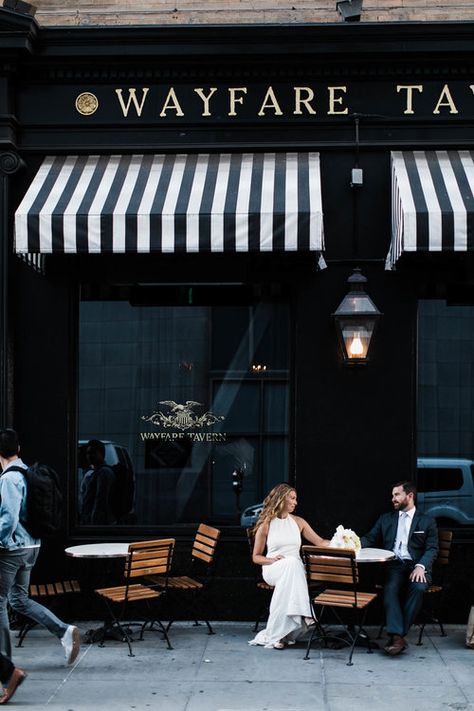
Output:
top-left (0, 150), bottom-right (24, 428)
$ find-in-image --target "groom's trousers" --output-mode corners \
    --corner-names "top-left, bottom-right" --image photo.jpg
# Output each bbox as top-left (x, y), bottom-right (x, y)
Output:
top-left (383, 559), bottom-right (429, 637)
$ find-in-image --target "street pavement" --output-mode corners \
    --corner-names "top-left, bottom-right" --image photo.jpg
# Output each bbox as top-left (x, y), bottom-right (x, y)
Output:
top-left (3, 622), bottom-right (473, 710)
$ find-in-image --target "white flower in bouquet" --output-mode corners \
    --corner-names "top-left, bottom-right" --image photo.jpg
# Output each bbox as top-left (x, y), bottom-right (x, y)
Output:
top-left (329, 525), bottom-right (361, 554)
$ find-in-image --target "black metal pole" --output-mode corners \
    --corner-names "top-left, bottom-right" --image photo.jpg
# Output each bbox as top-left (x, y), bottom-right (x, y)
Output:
top-left (0, 151), bottom-right (23, 428)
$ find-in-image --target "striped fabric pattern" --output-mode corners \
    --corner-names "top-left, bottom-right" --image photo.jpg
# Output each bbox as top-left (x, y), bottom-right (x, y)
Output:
top-left (14, 152), bottom-right (324, 255)
top-left (387, 150), bottom-right (474, 268)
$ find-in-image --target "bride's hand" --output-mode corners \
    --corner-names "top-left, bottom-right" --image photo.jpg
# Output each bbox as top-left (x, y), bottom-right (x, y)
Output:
top-left (269, 554), bottom-right (284, 563)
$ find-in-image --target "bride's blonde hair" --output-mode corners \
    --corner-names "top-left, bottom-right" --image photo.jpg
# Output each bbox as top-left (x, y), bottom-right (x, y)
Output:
top-left (253, 483), bottom-right (296, 532)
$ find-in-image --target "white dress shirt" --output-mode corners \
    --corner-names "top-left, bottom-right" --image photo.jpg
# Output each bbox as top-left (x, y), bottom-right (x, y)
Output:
top-left (393, 507), bottom-right (416, 561)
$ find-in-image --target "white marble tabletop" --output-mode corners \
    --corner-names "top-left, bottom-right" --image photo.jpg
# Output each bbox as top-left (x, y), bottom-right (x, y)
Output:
top-left (65, 542), bottom-right (130, 558)
top-left (356, 547), bottom-right (395, 563)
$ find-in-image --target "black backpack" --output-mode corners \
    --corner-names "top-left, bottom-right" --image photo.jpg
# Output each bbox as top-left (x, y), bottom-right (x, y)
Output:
top-left (8, 463), bottom-right (63, 538)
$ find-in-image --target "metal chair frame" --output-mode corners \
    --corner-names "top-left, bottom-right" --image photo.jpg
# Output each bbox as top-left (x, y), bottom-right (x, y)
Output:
top-left (145, 524), bottom-right (221, 635)
top-left (95, 538), bottom-right (175, 656)
top-left (303, 545), bottom-right (378, 666)
top-left (416, 529), bottom-right (453, 645)
top-left (375, 529), bottom-right (454, 645)
top-left (246, 527), bottom-right (274, 632)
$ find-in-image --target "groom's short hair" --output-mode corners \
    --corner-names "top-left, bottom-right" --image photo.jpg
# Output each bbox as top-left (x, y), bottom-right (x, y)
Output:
top-left (393, 480), bottom-right (417, 500)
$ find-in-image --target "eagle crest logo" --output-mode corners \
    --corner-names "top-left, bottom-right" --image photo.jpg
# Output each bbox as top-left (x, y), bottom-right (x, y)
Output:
top-left (142, 400), bottom-right (225, 431)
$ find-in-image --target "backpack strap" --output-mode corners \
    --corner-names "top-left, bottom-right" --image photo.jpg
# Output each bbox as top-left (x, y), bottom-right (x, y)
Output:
top-left (2, 464), bottom-right (27, 477)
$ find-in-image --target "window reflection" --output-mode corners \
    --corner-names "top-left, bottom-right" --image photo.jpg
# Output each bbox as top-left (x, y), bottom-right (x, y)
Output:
top-left (417, 300), bottom-right (474, 528)
top-left (78, 300), bottom-right (290, 526)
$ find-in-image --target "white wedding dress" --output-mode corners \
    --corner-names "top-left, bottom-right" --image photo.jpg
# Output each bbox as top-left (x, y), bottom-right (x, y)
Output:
top-left (248, 514), bottom-right (312, 648)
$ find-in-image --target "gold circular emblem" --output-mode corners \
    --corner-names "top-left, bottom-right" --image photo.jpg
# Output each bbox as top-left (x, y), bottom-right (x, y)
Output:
top-left (75, 92), bottom-right (99, 116)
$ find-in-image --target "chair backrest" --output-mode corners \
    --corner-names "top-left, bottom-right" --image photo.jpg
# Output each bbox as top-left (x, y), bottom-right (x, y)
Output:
top-left (126, 538), bottom-right (175, 579)
top-left (437, 529), bottom-right (453, 566)
top-left (302, 545), bottom-right (359, 587)
top-left (191, 524), bottom-right (221, 565)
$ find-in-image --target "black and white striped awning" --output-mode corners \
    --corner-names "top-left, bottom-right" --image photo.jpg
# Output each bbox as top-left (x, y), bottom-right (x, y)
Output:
top-left (14, 153), bottom-right (324, 256)
top-left (387, 150), bottom-right (474, 268)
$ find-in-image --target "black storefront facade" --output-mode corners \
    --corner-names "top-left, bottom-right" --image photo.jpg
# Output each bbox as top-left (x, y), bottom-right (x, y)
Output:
top-left (1, 10), bottom-right (474, 619)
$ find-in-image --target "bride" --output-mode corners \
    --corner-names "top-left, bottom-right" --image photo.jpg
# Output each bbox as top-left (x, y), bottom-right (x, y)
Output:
top-left (248, 483), bottom-right (330, 650)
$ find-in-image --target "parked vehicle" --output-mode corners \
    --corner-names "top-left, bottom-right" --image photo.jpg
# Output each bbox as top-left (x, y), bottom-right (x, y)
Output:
top-left (241, 457), bottom-right (474, 529)
top-left (416, 457), bottom-right (474, 527)
top-left (240, 502), bottom-right (263, 528)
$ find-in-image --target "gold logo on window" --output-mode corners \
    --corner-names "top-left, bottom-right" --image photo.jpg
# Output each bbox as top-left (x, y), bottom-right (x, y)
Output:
top-left (141, 400), bottom-right (225, 431)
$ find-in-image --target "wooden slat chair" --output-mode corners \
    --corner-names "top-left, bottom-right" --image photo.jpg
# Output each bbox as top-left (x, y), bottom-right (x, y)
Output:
top-left (246, 527), bottom-right (274, 632)
top-left (14, 580), bottom-right (81, 647)
top-left (302, 546), bottom-right (378, 666)
top-left (145, 523), bottom-right (221, 635)
top-left (416, 529), bottom-right (453, 645)
top-left (375, 529), bottom-right (454, 644)
top-left (95, 538), bottom-right (175, 657)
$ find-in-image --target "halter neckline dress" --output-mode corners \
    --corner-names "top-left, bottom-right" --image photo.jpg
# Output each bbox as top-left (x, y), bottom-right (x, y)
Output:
top-left (249, 514), bottom-right (312, 648)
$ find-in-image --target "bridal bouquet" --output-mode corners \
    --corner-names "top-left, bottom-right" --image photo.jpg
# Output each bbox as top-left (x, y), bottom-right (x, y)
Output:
top-left (329, 525), bottom-right (361, 554)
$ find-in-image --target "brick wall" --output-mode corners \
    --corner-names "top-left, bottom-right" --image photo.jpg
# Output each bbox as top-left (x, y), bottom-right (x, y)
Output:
top-left (31, 1), bottom-right (474, 27)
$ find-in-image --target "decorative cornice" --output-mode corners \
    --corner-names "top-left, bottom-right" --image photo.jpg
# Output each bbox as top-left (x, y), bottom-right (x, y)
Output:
top-left (37, 21), bottom-right (474, 59)
top-left (0, 151), bottom-right (24, 175)
top-left (0, 7), bottom-right (39, 55)
top-left (28, 58), bottom-right (474, 84)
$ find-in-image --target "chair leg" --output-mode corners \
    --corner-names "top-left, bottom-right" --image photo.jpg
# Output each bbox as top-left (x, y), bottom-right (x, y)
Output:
top-left (16, 621), bottom-right (37, 648)
top-left (304, 617), bottom-right (326, 660)
top-left (347, 610), bottom-right (373, 666)
top-left (416, 613), bottom-right (446, 646)
top-left (167, 590), bottom-right (215, 635)
top-left (347, 632), bottom-right (358, 666)
top-left (204, 619), bottom-right (215, 635)
top-left (437, 618), bottom-right (447, 637)
top-left (140, 618), bottom-right (173, 649)
top-left (304, 623), bottom-right (318, 660)
top-left (141, 601), bottom-right (173, 649)
top-left (99, 601), bottom-right (135, 657)
top-left (254, 597), bottom-right (270, 632)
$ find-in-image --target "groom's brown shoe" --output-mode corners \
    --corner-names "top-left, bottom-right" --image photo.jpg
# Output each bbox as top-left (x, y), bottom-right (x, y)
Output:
top-left (384, 635), bottom-right (408, 656)
top-left (0, 668), bottom-right (27, 704)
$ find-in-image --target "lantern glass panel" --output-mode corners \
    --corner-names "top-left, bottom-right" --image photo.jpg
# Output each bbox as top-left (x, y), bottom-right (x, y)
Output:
top-left (340, 321), bottom-right (375, 360)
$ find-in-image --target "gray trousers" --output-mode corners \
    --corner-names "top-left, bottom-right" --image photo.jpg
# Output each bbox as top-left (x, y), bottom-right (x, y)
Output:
top-left (0, 547), bottom-right (68, 659)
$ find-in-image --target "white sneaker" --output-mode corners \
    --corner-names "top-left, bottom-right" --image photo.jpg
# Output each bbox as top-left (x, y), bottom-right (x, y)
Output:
top-left (61, 625), bottom-right (80, 665)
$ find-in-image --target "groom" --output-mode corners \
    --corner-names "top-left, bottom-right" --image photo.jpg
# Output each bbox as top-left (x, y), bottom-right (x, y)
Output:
top-left (361, 481), bottom-right (438, 656)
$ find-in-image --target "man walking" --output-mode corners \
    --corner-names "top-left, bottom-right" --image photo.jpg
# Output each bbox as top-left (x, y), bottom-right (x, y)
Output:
top-left (0, 428), bottom-right (80, 669)
top-left (0, 653), bottom-right (26, 705)
top-left (361, 480), bottom-right (438, 656)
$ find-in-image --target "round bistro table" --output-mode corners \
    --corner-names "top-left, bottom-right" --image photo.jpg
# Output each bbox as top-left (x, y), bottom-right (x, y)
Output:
top-left (356, 548), bottom-right (395, 563)
top-left (65, 542), bottom-right (131, 644)
top-left (65, 543), bottom-right (130, 559)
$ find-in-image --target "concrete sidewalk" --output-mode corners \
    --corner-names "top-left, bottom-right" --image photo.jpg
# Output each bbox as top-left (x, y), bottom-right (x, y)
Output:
top-left (4, 622), bottom-right (473, 710)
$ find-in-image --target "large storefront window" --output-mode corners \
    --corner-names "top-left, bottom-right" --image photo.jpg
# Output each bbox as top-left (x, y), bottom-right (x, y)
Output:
top-left (77, 297), bottom-right (290, 527)
top-left (417, 300), bottom-right (474, 528)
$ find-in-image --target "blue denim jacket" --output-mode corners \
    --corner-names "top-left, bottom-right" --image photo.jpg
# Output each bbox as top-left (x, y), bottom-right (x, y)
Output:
top-left (0, 458), bottom-right (40, 550)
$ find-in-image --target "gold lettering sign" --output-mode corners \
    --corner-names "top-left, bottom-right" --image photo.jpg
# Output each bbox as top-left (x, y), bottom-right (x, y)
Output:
top-left (140, 400), bottom-right (227, 443)
top-left (74, 82), bottom-right (474, 120)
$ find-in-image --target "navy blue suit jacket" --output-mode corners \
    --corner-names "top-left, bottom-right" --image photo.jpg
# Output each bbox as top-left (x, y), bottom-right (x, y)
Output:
top-left (361, 509), bottom-right (438, 573)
